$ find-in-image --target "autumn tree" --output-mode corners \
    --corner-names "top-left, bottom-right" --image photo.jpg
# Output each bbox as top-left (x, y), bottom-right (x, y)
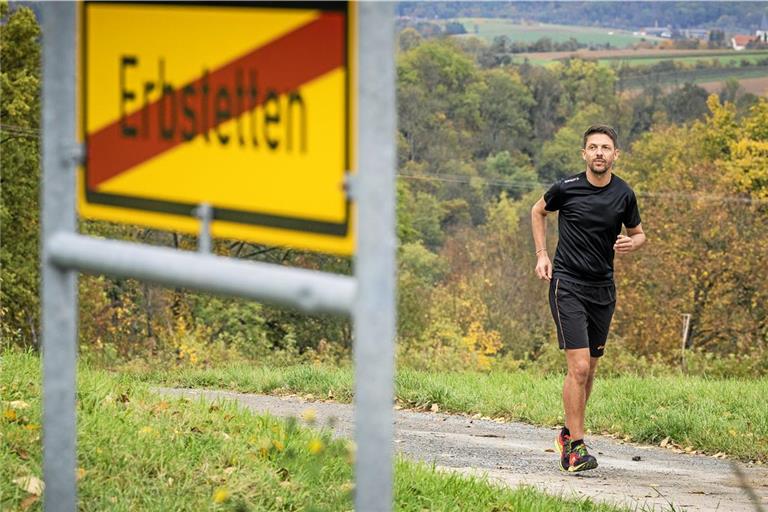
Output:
top-left (1, 3), bottom-right (41, 347)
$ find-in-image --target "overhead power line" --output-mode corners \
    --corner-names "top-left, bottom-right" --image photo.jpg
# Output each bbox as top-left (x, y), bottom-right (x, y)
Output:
top-left (1, 124), bottom-right (764, 204)
top-left (0, 123), bottom-right (40, 141)
top-left (398, 172), bottom-right (768, 204)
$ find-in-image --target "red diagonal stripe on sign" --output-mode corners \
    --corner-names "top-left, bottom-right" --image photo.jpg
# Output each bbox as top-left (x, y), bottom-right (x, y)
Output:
top-left (87, 12), bottom-right (345, 189)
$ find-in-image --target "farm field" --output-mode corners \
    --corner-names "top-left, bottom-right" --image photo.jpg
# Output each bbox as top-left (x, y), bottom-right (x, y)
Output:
top-left (512, 49), bottom-right (768, 66)
top-left (598, 51), bottom-right (768, 67)
top-left (452, 18), bottom-right (658, 47)
top-left (700, 75), bottom-right (768, 96)
top-left (618, 66), bottom-right (768, 93)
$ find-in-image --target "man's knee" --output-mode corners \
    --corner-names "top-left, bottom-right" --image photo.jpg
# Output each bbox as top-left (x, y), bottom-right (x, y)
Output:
top-left (567, 360), bottom-right (591, 384)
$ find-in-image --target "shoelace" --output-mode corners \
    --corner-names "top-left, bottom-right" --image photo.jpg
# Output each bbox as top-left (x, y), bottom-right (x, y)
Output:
top-left (572, 443), bottom-right (590, 457)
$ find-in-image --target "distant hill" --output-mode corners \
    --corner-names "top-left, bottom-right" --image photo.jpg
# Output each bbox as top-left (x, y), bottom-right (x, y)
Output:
top-left (397, 2), bottom-right (768, 33)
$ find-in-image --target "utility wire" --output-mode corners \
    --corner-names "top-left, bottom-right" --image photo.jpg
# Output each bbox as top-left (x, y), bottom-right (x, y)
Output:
top-left (398, 172), bottom-right (768, 204)
top-left (0, 123), bottom-right (40, 141)
top-left (2, 124), bottom-right (764, 204)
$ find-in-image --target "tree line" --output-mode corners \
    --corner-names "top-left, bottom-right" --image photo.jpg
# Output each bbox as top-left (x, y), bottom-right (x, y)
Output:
top-left (397, 2), bottom-right (768, 32)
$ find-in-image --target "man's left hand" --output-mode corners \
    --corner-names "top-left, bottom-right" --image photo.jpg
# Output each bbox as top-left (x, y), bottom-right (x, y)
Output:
top-left (614, 234), bottom-right (635, 254)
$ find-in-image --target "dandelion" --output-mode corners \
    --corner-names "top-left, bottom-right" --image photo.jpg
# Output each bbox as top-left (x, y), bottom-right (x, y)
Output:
top-left (272, 439), bottom-right (285, 452)
top-left (212, 487), bottom-right (230, 503)
top-left (308, 438), bottom-right (324, 455)
top-left (138, 426), bottom-right (154, 436)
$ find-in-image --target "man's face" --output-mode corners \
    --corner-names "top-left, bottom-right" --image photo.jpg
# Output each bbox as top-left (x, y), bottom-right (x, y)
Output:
top-left (581, 133), bottom-right (618, 175)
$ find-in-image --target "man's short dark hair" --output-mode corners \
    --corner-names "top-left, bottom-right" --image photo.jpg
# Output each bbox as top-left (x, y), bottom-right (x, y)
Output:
top-left (583, 125), bottom-right (618, 149)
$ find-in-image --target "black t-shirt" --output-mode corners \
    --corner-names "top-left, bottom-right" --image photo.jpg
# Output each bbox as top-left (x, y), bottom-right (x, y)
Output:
top-left (544, 172), bottom-right (641, 285)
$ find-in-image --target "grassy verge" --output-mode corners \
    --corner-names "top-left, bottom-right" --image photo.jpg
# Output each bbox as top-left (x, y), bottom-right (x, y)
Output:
top-left (1, 351), bottom-right (627, 511)
top-left (131, 362), bottom-right (768, 463)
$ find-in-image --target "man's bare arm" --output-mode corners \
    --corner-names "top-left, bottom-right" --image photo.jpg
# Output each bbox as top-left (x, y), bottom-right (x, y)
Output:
top-left (531, 197), bottom-right (552, 281)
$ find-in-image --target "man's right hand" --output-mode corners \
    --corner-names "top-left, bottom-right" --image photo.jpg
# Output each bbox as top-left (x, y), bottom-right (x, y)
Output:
top-left (535, 254), bottom-right (552, 281)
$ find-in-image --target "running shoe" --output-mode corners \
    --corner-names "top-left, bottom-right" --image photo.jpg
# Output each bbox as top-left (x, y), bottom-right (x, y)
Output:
top-left (567, 441), bottom-right (599, 473)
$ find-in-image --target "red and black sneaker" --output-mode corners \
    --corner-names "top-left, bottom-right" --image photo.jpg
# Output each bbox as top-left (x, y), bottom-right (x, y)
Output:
top-left (555, 428), bottom-right (571, 471)
top-left (566, 441), bottom-right (598, 473)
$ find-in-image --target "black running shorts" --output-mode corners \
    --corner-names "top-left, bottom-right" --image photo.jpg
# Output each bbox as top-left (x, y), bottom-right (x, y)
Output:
top-left (548, 278), bottom-right (616, 358)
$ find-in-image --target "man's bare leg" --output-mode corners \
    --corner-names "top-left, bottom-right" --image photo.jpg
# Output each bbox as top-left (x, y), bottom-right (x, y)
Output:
top-left (585, 356), bottom-right (600, 404)
top-left (562, 348), bottom-right (591, 441)
top-left (564, 355), bottom-right (600, 433)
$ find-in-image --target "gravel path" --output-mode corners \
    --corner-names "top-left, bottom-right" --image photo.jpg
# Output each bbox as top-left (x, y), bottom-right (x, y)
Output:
top-left (154, 387), bottom-right (768, 512)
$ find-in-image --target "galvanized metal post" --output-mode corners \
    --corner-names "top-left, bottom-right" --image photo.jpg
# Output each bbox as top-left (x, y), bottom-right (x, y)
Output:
top-left (354, 3), bottom-right (396, 511)
top-left (40, 3), bottom-right (78, 511)
top-left (195, 203), bottom-right (213, 254)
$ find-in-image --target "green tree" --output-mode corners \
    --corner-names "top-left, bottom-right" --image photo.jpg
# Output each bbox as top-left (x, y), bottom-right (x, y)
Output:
top-left (397, 241), bottom-right (447, 346)
top-left (475, 69), bottom-right (535, 157)
top-left (520, 64), bottom-right (566, 142)
top-left (397, 41), bottom-right (480, 165)
top-left (663, 83), bottom-right (710, 124)
top-left (554, 59), bottom-right (618, 114)
top-left (484, 151), bottom-right (538, 199)
top-left (398, 27), bottom-right (422, 53)
top-left (1, 2), bottom-right (41, 347)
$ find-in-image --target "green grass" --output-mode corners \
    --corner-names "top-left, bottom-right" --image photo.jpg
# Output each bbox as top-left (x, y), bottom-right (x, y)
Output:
top-left (133, 362), bottom-right (768, 462)
top-left (1, 351), bottom-right (628, 511)
top-left (453, 18), bottom-right (656, 47)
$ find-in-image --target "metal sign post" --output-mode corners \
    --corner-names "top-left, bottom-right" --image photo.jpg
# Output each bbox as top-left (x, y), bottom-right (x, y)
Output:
top-left (354, 3), bottom-right (396, 511)
top-left (40, 3), bottom-right (78, 511)
top-left (40, 2), bottom-right (395, 511)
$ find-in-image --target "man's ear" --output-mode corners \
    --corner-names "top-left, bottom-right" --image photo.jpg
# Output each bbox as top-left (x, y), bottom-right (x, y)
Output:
top-left (581, 148), bottom-right (587, 161)
top-left (614, 149), bottom-right (620, 160)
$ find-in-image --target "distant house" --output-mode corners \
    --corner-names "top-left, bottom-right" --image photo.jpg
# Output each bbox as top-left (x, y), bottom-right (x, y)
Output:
top-left (680, 28), bottom-right (710, 40)
top-left (757, 11), bottom-right (768, 43)
top-left (641, 26), bottom-right (671, 38)
top-left (732, 34), bottom-right (757, 50)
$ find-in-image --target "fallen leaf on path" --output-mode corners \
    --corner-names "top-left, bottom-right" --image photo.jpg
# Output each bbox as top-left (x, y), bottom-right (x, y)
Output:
top-left (20, 494), bottom-right (39, 510)
top-left (301, 408), bottom-right (317, 424)
top-left (430, 403), bottom-right (439, 413)
top-left (660, 436), bottom-right (671, 448)
top-left (13, 476), bottom-right (44, 496)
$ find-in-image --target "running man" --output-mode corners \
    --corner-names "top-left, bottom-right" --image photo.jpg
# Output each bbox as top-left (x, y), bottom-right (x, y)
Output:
top-left (530, 125), bottom-right (645, 472)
